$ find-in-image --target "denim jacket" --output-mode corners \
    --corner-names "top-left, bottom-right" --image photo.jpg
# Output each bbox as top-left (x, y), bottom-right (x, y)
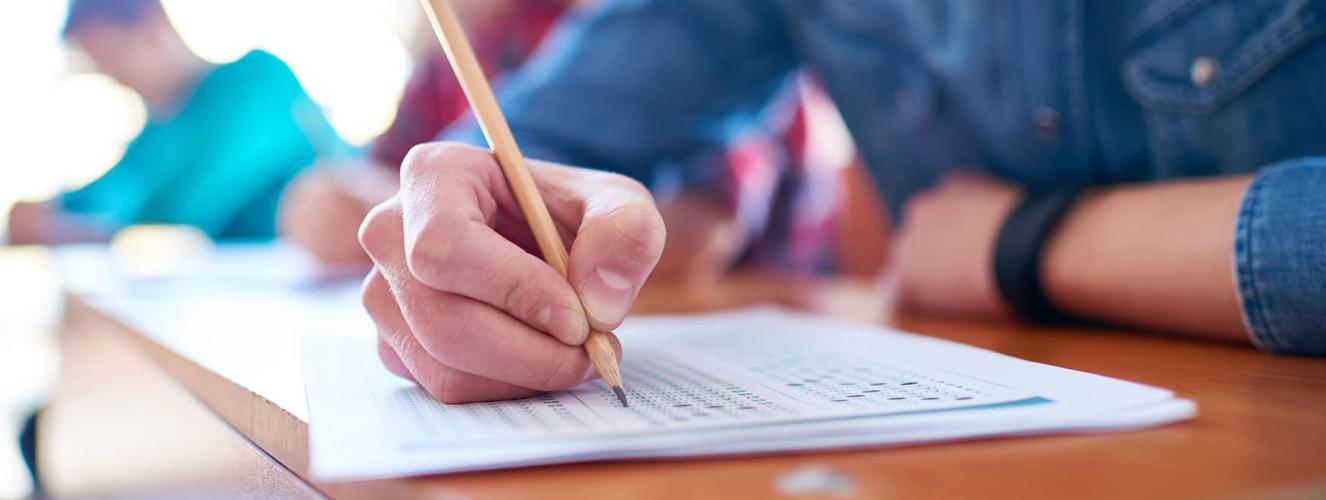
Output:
top-left (449, 0), bottom-right (1326, 355)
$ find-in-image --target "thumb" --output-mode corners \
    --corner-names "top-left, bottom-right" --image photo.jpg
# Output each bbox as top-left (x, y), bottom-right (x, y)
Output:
top-left (567, 186), bottom-right (666, 331)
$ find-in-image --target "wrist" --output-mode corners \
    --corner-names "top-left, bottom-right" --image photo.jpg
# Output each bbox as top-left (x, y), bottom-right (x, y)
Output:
top-left (993, 185), bottom-right (1086, 323)
top-left (1039, 189), bottom-right (1106, 319)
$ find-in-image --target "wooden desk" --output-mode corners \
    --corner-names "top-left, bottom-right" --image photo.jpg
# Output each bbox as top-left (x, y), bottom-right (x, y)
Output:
top-left (47, 271), bottom-right (1326, 499)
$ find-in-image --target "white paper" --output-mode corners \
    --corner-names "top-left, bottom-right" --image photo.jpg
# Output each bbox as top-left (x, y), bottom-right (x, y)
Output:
top-left (304, 308), bottom-right (1195, 481)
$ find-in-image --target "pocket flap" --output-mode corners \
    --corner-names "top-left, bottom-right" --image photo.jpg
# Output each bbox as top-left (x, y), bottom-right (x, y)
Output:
top-left (1123, 0), bottom-right (1326, 114)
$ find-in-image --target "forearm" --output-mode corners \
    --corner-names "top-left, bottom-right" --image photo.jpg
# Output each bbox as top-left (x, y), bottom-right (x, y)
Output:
top-left (1041, 175), bottom-right (1251, 343)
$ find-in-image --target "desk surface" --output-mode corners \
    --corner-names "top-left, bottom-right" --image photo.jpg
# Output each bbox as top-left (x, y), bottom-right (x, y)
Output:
top-left (56, 250), bottom-right (1326, 500)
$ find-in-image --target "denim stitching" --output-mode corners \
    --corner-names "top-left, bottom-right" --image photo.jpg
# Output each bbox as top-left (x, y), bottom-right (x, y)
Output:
top-left (1165, 12), bottom-right (1316, 100)
top-left (1127, 14), bottom-right (1312, 103)
top-left (1238, 169), bottom-right (1282, 351)
top-left (1123, 9), bottom-right (1323, 114)
top-left (1129, 0), bottom-right (1221, 45)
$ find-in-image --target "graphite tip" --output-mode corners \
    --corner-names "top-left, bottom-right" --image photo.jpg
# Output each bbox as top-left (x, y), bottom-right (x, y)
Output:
top-left (612, 386), bottom-right (629, 407)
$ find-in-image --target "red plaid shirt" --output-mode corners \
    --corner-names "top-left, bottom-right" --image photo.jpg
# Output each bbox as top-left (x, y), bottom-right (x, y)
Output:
top-left (369, 1), bottom-right (565, 167)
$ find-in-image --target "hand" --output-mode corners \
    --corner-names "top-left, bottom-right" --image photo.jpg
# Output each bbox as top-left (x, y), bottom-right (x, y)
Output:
top-left (887, 173), bottom-right (1021, 318)
top-left (279, 163), bottom-right (399, 265)
top-left (357, 143), bottom-right (665, 403)
top-left (6, 201), bottom-right (54, 245)
top-left (651, 190), bottom-right (746, 284)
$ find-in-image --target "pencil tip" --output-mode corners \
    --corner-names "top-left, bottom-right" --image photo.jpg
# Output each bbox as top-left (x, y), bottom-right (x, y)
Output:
top-left (612, 386), bottom-right (629, 407)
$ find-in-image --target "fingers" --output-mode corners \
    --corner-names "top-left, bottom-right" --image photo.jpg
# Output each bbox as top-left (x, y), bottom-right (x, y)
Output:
top-left (389, 142), bottom-right (664, 335)
top-left (360, 198), bottom-right (597, 392)
top-left (355, 141), bottom-right (654, 403)
top-left (560, 175), bottom-right (666, 331)
top-left (395, 143), bottom-right (590, 346)
top-left (362, 268), bottom-right (544, 403)
top-left (393, 274), bottom-right (598, 392)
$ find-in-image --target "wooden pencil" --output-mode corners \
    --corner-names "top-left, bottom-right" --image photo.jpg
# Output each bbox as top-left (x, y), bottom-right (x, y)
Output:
top-left (419, 0), bottom-right (629, 406)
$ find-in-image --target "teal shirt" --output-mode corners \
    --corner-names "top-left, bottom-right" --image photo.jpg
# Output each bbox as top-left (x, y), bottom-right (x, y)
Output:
top-left (61, 50), bottom-right (338, 240)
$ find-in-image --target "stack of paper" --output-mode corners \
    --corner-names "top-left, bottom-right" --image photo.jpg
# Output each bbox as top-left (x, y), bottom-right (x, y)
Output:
top-left (304, 307), bottom-right (1194, 481)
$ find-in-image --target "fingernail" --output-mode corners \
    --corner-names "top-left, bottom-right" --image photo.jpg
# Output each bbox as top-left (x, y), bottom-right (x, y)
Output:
top-left (538, 304), bottom-right (589, 345)
top-left (582, 267), bottom-right (635, 327)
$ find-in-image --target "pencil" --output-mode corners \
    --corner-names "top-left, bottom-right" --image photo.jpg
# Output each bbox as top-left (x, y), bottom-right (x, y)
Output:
top-left (419, 0), bottom-right (629, 407)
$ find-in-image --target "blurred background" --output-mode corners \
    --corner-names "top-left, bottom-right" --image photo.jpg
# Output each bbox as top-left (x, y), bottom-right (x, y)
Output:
top-left (0, 0), bottom-right (418, 217)
top-left (0, 1), bottom-right (420, 497)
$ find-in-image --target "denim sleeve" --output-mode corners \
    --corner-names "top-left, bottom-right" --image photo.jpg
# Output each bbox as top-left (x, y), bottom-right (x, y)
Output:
top-left (1235, 157), bottom-right (1326, 356)
top-left (444, 0), bottom-right (795, 189)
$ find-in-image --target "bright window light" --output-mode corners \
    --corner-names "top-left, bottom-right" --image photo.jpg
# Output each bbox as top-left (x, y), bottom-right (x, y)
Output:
top-left (162, 0), bottom-right (414, 145)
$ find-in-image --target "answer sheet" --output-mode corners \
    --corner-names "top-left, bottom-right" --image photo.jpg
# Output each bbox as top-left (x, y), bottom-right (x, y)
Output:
top-left (305, 308), bottom-right (1195, 480)
top-left (380, 326), bottom-right (1032, 448)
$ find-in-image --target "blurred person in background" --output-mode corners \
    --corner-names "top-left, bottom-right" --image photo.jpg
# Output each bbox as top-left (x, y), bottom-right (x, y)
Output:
top-left (279, 0), bottom-right (846, 281)
top-left (6, 0), bottom-right (338, 245)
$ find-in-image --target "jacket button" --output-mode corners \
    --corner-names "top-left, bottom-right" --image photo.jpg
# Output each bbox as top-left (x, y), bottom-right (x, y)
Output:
top-left (1034, 106), bottom-right (1060, 141)
top-left (892, 84), bottom-right (936, 127)
top-left (1190, 57), bottom-right (1219, 87)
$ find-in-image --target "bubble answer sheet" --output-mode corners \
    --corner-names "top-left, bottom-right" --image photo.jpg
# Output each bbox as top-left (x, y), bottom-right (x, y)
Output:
top-left (304, 307), bottom-right (1195, 481)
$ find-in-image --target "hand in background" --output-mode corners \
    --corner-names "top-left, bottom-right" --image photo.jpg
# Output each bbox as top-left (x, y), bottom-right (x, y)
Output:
top-left (651, 191), bottom-right (746, 285)
top-left (6, 201), bottom-right (55, 245)
top-left (278, 162), bottom-right (398, 265)
top-left (357, 143), bottom-right (665, 403)
top-left (886, 173), bottom-right (1021, 319)
top-left (6, 200), bottom-right (110, 245)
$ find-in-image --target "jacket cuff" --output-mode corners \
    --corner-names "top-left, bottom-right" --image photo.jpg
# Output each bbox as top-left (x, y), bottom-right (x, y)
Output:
top-left (1234, 157), bottom-right (1326, 356)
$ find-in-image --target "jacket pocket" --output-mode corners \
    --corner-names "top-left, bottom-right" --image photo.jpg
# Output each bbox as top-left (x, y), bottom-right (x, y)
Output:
top-left (1123, 0), bottom-right (1326, 114)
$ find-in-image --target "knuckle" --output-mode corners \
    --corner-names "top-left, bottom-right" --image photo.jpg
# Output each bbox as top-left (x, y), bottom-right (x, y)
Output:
top-left (359, 271), bottom-right (393, 320)
top-left (607, 203), bottom-right (666, 267)
top-left (498, 269), bottom-right (533, 315)
top-left (416, 296), bottom-right (472, 362)
top-left (377, 326), bottom-right (428, 384)
top-left (404, 223), bottom-right (461, 288)
top-left (358, 200), bottom-right (400, 257)
top-left (399, 142), bottom-right (442, 178)
top-left (495, 263), bottom-right (539, 318)
top-left (403, 141), bottom-right (491, 180)
top-left (357, 208), bottom-right (384, 253)
top-left (604, 172), bottom-right (650, 196)
top-left (431, 141), bottom-right (487, 160)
